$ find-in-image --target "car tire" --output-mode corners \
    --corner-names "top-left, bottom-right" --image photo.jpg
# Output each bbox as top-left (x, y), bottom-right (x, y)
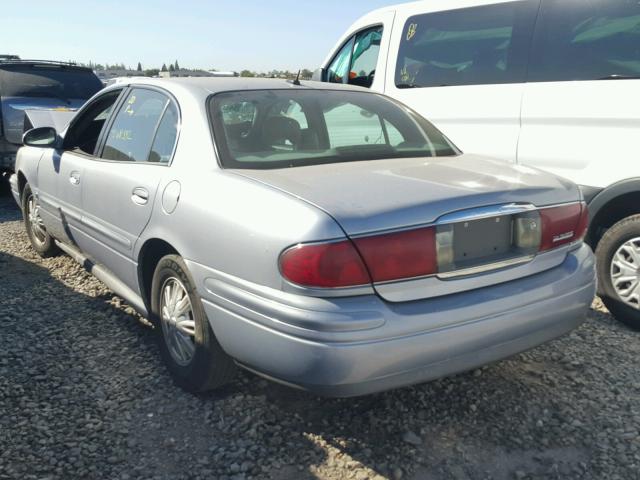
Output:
top-left (150, 254), bottom-right (237, 392)
top-left (596, 214), bottom-right (640, 330)
top-left (22, 185), bottom-right (59, 258)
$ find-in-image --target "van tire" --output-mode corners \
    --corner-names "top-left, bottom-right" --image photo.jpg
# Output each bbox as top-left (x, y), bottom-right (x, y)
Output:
top-left (596, 215), bottom-right (640, 330)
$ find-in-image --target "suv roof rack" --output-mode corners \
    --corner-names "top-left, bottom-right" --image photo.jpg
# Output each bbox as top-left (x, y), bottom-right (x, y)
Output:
top-left (0, 58), bottom-right (79, 67)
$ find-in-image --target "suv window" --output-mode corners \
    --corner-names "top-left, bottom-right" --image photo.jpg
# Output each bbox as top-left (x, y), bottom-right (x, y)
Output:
top-left (0, 65), bottom-right (103, 99)
top-left (102, 88), bottom-right (171, 162)
top-left (63, 90), bottom-right (122, 155)
top-left (327, 26), bottom-right (384, 88)
top-left (395, 1), bottom-right (538, 88)
top-left (529, 0), bottom-right (640, 82)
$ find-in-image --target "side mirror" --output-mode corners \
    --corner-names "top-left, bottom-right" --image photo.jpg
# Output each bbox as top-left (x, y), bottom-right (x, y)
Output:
top-left (22, 127), bottom-right (59, 148)
top-left (311, 67), bottom-right (326, 82)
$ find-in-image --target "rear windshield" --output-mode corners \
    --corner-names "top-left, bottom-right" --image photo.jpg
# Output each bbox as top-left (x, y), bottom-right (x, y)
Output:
top-left (209, 89), bottom-right (459, 169)
top-left (0, 65), bottom-right (103, 99)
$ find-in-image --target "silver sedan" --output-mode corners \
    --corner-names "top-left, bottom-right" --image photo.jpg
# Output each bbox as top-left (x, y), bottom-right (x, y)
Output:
top-left (11, 78), bottom-right (595, 396)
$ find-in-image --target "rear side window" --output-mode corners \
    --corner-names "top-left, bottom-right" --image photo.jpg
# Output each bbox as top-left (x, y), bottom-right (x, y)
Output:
top-left (148, 102), bottom-right (179, 163)
top-left (102, 88), bottom-right (173, 163)
top-left (395, 1), bottom-right (538, 88)
top-left (326, 26), bottom-right (384, 88)
top-left (528, 0), bottom-right (640, 82)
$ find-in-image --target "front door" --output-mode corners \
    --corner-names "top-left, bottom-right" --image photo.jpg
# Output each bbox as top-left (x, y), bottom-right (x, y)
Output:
top-left (36, 89), bottom-right (124, 245)
top-left (78, 87), bottom-right (180, 290)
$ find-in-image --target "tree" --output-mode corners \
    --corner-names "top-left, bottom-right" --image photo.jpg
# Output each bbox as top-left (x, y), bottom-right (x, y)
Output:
top-left (169, 64), bottom-right (175, 72)
top-left (301, 69), bottom-right (313, 80)
top-left (136, 62), bottom-right (142, 71)
top-left (240, 70), bottom-right (255, 78)
top-left (174, 60), bottom-right (180, 71)
top-left (144, 69), bottom-right (160, 77)
top-left (161, 63), bottom-right (167, 72)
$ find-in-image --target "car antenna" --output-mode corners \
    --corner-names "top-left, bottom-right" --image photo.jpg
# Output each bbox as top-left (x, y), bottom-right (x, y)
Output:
top-left (292, 70), bottom-right (302, 86)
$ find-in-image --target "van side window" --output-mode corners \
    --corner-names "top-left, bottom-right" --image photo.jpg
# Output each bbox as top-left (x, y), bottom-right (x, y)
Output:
top-left (327, 26), bottom-right (384, 88)
top-left (350, 27), bottom-right (383, 88)
top-left (327, 38), bottom-right (355, 84)
top-left (395, 1), bottom-right (538, 88)
top-left (529, 0), bottom-right (640, 82)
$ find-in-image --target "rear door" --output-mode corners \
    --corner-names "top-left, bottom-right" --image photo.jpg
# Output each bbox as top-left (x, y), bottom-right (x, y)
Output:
top-left (385, 0), bottom-right (540, 162)
top-left (518, 0), bottom-right (640, 188)
top-left (78, 87), bottom-right (180, 288)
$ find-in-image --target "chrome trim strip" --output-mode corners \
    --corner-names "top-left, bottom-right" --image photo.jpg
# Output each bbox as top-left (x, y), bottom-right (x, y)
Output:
top-left (435, 203), bottom-right (537, 226)
top-left (436, 255), bottom-right (535, 280)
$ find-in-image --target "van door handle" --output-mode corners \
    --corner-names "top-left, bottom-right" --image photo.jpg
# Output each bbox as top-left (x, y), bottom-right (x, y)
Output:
top-left (131, 187), bottom-right (149, 205)
top-left (69, 171), bottom-right (80, 185)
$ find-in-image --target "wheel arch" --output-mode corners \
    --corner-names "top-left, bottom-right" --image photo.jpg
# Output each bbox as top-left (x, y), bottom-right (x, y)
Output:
top-left (587, 178), bottom-right (640, 247)
top-left (137, 238), bottom-right (180, 312)
top-left (17, 170), bottom-right (28, 199)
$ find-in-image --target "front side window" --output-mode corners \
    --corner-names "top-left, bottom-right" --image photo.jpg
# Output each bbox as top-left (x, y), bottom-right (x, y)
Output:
top-left (327, 26), bottom-right (384, 88)
top-left (102, 89), bottom-right (171, 162)
top-left (395, 1), bottom-right (538, 88)
top-left (327, 38), bottom-right (354, 84)
top-left (209, 89), bottom-right (459, 169)
top-left (349, 27), bottom-right (383, 88)
top-left (63, 90), bottom-right (122, 155)
top-left (529, 0), bottom-right (640, 82)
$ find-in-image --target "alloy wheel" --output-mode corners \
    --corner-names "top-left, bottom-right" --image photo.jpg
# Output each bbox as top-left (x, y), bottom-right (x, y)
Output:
top-left (610, 237), bottom-right (640, 310)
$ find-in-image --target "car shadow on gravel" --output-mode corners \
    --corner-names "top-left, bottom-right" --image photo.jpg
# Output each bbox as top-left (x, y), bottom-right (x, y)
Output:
top-left (0, 192), bottom-right (21, 223)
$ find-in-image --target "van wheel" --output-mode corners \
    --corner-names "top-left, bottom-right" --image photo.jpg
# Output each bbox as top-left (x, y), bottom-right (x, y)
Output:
top-left (596, 214), bottom-right (640, 330)
top-left (150, 254), bottom-right (237, 392)
top-left (22, 185), bottom-right (59, 258)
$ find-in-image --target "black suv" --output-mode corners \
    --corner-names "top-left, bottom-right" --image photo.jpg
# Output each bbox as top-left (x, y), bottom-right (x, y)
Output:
top-left (0, 56), bottom-right (103, 181)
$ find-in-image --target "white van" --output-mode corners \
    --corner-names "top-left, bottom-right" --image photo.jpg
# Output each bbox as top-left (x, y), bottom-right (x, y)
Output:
top-left (314, 0), bottom-right (640, 328)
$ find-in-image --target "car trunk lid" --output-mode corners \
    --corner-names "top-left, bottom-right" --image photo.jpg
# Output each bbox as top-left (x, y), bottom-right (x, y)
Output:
top-left (235, 155), bottom-right (582, 301)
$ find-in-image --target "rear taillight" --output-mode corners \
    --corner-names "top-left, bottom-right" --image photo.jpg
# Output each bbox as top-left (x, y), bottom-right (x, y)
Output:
top-left (279, 240), bottom-right (371, 288)
top-left (539, 202), bottom-right (589, 251)
top-left (280, 203), bottom-right (588, 289)
top-left (353, 227), bottom-right (437, 282)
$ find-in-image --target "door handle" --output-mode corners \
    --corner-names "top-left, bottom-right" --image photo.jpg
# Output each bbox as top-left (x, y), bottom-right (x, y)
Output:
top-left (69, 171), bottom-right (80, 185)
top-left (131, 187), bottom-right (149, 205)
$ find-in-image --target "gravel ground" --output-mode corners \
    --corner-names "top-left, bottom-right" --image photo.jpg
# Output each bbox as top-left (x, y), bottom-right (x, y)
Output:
top-left (0, 192), bottom-right (639, 480)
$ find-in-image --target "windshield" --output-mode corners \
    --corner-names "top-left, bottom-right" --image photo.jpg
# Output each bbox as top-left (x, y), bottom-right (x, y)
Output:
top-left (0, 65), bottom-right (103, 100)
top-left (209, 89), bottom-right (459, 169)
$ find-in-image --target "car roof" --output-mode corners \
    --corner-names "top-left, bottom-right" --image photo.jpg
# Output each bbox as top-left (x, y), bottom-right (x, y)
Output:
top-left (108, 77), bottom-right (368, 100)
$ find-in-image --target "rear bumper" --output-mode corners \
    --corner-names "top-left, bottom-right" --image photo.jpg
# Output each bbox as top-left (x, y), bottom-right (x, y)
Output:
top-left (188, 244), bottom-right (595, 397)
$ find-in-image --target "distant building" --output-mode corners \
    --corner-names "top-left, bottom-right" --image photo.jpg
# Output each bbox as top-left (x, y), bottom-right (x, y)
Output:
top-left (208, 71), bottom-right (238, 77)
top-left (158, 69), bottom-right (236, 78)
top-left (95, 69), bottom-right (139, 82)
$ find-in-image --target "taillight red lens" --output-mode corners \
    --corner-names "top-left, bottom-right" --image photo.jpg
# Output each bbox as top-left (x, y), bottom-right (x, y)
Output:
top-left (353, 227), bottom-right (437, 283)
top-left (540, 202), bottom-right (588, 251)
top-left (279, 240), bottom-right (371, 288)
